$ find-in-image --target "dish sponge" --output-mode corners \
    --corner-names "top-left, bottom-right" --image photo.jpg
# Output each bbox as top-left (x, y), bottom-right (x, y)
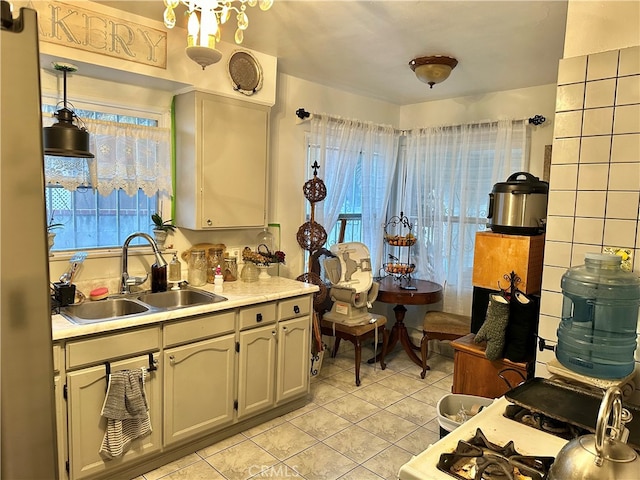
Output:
top-left (89, 287), bottom-right (109, 301)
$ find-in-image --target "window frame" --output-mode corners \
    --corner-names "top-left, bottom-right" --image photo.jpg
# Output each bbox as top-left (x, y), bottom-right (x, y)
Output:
top-left (42, 94), bottom-right (172, 255)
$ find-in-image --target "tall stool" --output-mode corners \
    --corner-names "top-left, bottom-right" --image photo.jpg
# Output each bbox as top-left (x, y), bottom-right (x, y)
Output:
top-left (321, 314), bottom-right (388, 386)
top-left (420, 311), bottom-right (471, 379)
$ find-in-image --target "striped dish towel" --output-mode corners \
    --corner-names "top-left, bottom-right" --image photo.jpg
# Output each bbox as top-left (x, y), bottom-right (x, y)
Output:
top-left (99, 368), bottom-right (151, 460)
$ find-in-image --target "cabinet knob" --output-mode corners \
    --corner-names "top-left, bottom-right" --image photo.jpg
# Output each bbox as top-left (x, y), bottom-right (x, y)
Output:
top-left (169, 355), bottom-right (175, 364)
top-left (282, 326), bottom-right (287, 331)
top-left (256, 313), bottom-right (263, 322)
top-left (272, 330), bottom-right (276, 336)
top-left (206, 219), bottom-right (212, 226)
top-left (293, 305), bottom-right (300, 314)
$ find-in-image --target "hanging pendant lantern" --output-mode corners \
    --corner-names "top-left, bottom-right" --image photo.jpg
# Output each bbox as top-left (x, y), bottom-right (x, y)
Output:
top-left (43, 62), bottom-right (94, 158)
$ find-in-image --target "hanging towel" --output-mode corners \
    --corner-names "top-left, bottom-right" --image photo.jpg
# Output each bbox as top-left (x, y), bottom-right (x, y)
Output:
top-left (99, 368), bottom-right (152, 460)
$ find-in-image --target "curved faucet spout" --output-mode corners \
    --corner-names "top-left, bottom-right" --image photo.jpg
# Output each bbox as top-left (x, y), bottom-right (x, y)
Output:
top-left (121, 232), bottom-right (168, 294)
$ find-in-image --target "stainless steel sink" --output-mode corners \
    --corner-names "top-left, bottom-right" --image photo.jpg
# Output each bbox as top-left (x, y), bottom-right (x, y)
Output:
top-left (60, 287), bottom-right (227, 325)
top-left (61, 298), bottom-right (149, 324)
top-left (137, 289), bottom-right (226, 309)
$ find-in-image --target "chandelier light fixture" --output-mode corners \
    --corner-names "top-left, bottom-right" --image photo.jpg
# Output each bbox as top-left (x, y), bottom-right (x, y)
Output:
top-left (409, 55), bottom-right (458, 89)
top-left (162, 0), bottom-right (274, 70)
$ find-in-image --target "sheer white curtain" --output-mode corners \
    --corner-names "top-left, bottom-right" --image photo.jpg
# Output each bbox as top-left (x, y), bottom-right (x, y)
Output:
top-left (310, 114), bottom-right (398, 273)
top-left (44, 116), bottom-right (172, 196)
top-left (400, 119), bottom-right (529, 313)
top-left (361, 125), bottom-right (399, 273)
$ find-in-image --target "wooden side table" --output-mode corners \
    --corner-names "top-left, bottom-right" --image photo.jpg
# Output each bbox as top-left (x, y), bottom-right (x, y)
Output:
top-left (451, 333), bottom-right (532, 398)
top-left (375, 277), bottom-right (443, 367)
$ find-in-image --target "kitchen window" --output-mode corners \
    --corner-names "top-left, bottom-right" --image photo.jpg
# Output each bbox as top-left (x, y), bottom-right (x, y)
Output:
top-left (42, 102), bottom-right (171, 251)
top-left (306, 142), bottom-right (363, 245)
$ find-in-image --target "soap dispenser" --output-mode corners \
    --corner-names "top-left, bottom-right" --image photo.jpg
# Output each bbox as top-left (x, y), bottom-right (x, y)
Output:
top-left (168, 253), bottom-right (182, 289)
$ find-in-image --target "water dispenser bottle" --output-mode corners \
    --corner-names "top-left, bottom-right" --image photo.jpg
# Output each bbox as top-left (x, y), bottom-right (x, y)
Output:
top-left (556, 253), bottom-right (640, 379)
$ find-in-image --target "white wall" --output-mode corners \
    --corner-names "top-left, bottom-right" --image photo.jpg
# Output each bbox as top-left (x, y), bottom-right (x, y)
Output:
top-left (536, 1), bottom-right (640, 400)
top-left (400, 84), bottom-right (558, 179)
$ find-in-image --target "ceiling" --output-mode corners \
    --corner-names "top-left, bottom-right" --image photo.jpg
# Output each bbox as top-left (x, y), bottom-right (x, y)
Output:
top-left (99, 1), bottom-right (568, 106)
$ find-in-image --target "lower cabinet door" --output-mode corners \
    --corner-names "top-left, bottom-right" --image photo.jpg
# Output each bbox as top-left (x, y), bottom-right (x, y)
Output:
top-left (163, 334), bottom-right (235, 445)
top-left (66, 354), bottom-right (161, 480)
top-left (237, 324), bottom-right (277, 419)
top-left (276, 316), bottom-right (310, 403)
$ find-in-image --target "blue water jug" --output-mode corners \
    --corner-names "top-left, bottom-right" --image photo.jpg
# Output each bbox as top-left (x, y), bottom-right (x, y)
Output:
top-left (556, 253), bottom-right (640, 379)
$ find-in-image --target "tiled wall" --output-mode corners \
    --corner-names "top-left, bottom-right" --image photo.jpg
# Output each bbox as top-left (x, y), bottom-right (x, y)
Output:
top-left (537, 46), bottom-right (640, 398)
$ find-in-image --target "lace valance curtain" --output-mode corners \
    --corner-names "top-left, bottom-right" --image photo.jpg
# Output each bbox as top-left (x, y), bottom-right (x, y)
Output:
top-left (43, 116), bottom-right (172, 197)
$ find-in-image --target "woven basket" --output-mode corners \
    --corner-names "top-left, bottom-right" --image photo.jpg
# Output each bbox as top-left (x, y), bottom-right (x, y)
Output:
top-left (296, 272), bottom-right (329, 310)
top-left (296, 221), bottom-right (327, 252)
top-left (303, 176), bottom-right (327, 203)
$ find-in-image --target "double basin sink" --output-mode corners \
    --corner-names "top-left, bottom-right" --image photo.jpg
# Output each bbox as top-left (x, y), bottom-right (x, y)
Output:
top-left (60, 288), bottom-right (227, 325)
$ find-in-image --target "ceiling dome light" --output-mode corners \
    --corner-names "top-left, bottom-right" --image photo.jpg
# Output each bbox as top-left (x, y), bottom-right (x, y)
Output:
top-left (43, 62), bottom-right (93, 158)
top-left (409, 55), bottom-right (458, 89)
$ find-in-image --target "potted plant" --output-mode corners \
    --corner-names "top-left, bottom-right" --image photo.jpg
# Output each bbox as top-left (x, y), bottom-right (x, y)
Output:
top-left (47, 212), bottom-right (63, 256)
top-left (151, 213), bottom-right (176, 250)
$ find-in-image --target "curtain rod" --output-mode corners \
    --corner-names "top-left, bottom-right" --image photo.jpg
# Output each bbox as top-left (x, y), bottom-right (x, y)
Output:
top-left (295, 108), bottom-right (546, 128)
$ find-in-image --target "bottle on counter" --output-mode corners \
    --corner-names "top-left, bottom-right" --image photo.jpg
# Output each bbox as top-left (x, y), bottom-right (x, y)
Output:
top-left (188, 249), bottom-right (207, 286)
top-left (151, 263), bottom-right (167, 292)
top-left (168, 253), bottom-right (182, 286)
top-left (214, 264), bottom-right (224, 287)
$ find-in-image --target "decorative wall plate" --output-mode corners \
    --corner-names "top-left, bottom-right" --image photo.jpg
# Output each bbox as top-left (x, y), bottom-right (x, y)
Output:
top-left (227, 50), bottom-right (263, 96)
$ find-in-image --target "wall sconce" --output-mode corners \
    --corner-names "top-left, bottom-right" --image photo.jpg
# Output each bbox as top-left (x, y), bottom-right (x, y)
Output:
top-left (409, 55), bottom-right (458, 89)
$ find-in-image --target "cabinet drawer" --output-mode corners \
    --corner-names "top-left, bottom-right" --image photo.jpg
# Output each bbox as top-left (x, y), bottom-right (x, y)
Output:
top-left (53, 344), bottom-right (61, 373)
top-left (278, 295), bottom-right (311, 321)
top-left (66, 327), bottom-right (160, 369)
top-left (239, 302), bottom-right (276, 330)
top-left (164, 311), bottom-right (236, 347)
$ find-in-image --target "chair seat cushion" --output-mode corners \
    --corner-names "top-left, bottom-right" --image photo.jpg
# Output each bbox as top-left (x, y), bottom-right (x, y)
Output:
top-left (321, 314), bottom-right (386, 336)
top-left (423, 311), bottom-right (470, 336)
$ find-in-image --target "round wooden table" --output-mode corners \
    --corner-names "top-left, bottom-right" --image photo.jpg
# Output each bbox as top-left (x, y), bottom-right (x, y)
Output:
top-left (375, 276), bottom-right (443, 367)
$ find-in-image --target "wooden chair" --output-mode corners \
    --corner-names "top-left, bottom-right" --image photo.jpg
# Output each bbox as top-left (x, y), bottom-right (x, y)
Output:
top-left (420, 311), bottom-right (471, 379)
top-left (321, 314), bottom-right (389, 386)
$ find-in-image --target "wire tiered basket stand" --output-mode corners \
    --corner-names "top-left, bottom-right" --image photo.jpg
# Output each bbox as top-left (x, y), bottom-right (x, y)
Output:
top-left (382, 212), bottom-right (416, 286)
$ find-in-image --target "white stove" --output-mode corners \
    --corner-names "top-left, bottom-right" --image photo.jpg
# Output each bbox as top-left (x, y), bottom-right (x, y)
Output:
top-left (398, 396), bottom-right (569, 480)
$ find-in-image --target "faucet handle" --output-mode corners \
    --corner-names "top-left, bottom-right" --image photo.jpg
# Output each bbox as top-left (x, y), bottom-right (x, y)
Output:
top-left (126, 274), bottom-right (149, 286)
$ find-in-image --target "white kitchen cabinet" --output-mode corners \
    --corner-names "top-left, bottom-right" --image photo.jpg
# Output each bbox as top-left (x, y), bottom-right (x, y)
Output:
top-left (53, 344), bottom-right (67, 480)
top-left (276, 316), bottom-right (311, 403)
top-left (237, 323), bottom-right (277, 419)
top-left (163, 333), bottom-right (235, 445)
top-left (66, 353), bottom-right (161, 480)
top-left (174, 90), bottom-right (270, 230)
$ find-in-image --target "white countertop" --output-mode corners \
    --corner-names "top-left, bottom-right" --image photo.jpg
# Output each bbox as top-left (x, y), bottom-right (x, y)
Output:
top-left (52, 277), bottom-right (319, 341)
top-left (398, 396), bottom-right (569, 480)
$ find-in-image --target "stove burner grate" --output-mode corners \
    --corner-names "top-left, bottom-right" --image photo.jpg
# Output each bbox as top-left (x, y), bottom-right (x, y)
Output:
top-left (437, 429), bottom-right (554, 480)
top-left (504, 404), bottom-right (590, 440)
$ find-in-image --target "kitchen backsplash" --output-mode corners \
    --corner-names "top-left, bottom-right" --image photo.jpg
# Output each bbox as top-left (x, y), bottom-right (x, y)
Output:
top-left (537, 45), bottom-right (640, 401)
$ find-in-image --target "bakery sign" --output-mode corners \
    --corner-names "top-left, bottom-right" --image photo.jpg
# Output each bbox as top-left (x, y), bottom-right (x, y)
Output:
top-left (16, 1), bottom-right (167, 68)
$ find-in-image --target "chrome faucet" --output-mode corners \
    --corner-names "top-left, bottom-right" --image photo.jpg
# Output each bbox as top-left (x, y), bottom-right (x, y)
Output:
top-left (121, 232), bottom-right (168, 294)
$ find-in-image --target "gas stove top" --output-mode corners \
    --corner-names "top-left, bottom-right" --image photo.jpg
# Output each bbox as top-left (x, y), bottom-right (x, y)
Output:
top-left (436, 428), bottom-right (554, 480)
top-left (398, 397), bottom-right (568, 480)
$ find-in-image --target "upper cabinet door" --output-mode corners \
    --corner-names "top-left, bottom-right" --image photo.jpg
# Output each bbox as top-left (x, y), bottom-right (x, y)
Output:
top-left (175, 91), bottom-right (270, 230)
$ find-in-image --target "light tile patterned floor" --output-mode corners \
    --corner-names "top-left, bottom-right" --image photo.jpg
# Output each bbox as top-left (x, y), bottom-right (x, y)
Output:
top-left (134, 340), bottom-right (454, 480)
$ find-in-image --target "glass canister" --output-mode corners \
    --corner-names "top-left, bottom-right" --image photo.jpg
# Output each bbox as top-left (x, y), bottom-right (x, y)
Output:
top-left (556, 253), bottom-right (640, 379)
top-left (207, 247), bottom-right (224, 283)
top-left (240, 261), bottom-right (259, 282)
top-left (223, 256), bottom-right (238, 282)
top-left (188, 249), bottom-right (207, 286)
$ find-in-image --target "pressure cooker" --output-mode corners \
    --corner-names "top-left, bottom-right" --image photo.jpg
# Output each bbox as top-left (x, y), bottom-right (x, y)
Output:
top-left (487, 171), bottom-right (548, 235)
